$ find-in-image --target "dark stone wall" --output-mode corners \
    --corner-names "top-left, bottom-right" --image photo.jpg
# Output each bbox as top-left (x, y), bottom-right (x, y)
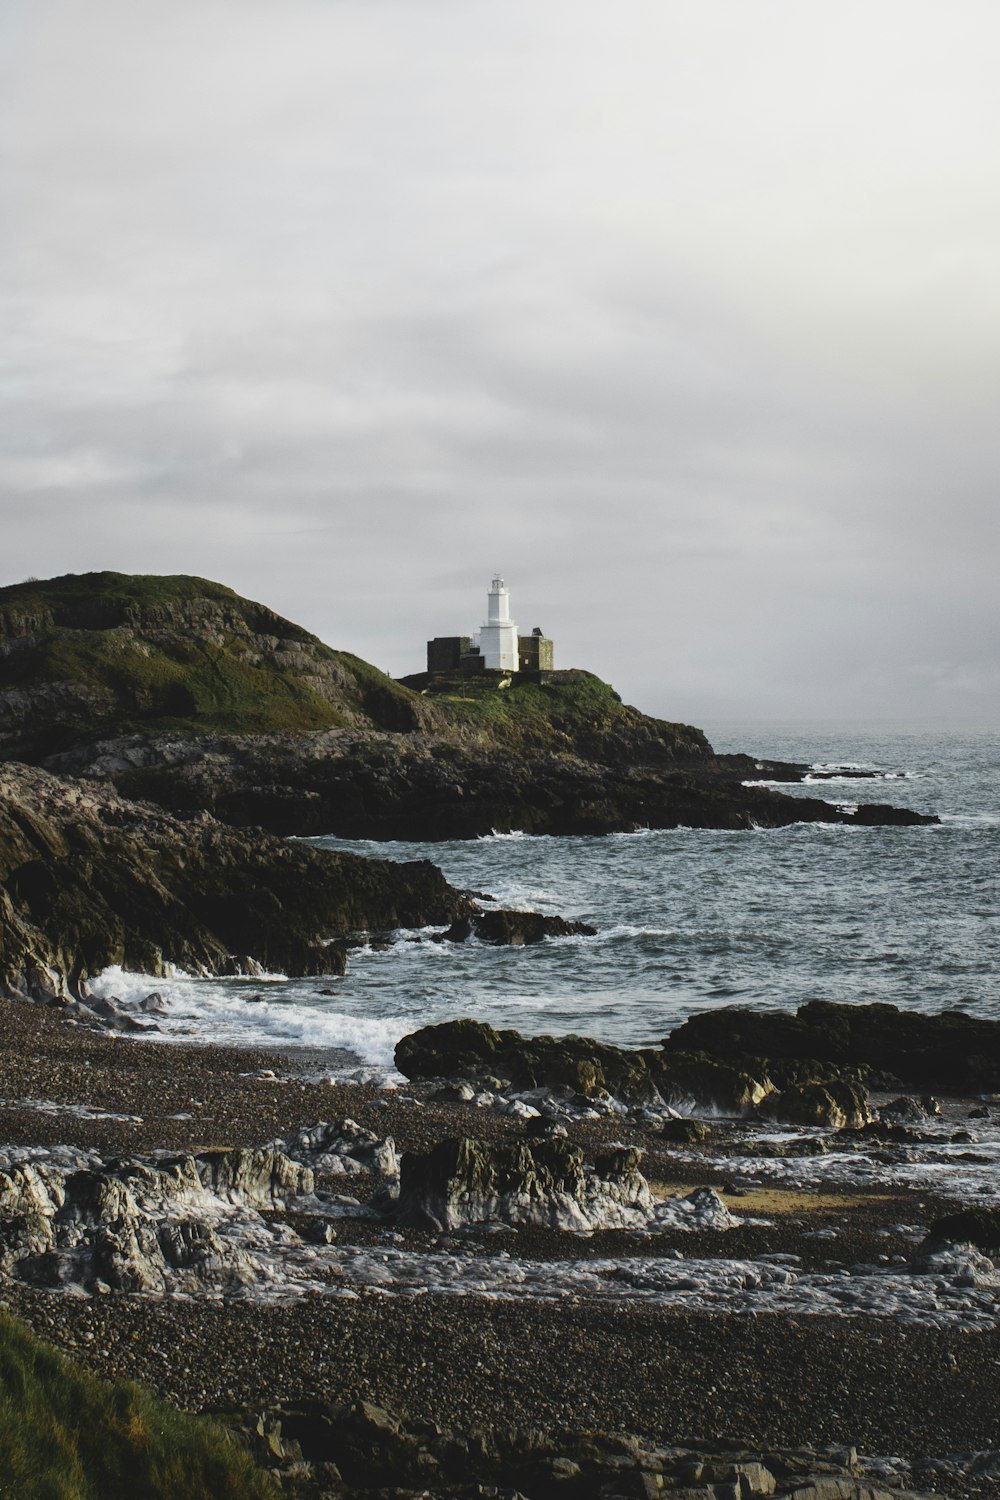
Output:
top-left (518, 634), bottom-right (554, 672)
top-left (427, 637), bottom-right (470, 673)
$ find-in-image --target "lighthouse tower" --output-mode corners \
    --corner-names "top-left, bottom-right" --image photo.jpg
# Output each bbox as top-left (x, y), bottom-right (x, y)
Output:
top-left (478, 574), bottom-right (519, 671)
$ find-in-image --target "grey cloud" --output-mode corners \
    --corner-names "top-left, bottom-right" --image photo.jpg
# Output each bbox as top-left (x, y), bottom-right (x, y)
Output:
top-left (1, 0), bottom-right (998, 725)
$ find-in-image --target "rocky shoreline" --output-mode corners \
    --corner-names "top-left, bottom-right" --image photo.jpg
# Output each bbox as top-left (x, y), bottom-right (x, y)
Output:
top-left (2, 999), bottom-right (1000, 1498)
top-left (45, 726), bottom-right (939, 840)
top-left (0, 761), bottom-right (592, 1008)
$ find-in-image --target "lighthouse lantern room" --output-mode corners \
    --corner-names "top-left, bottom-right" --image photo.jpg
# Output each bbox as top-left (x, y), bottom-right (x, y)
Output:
top-left (478, 574), bottom-right (519, 671)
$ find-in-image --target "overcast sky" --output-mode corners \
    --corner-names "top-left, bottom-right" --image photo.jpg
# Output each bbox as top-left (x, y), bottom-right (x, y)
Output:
top-left (2, 1), bottom-right (998, 728)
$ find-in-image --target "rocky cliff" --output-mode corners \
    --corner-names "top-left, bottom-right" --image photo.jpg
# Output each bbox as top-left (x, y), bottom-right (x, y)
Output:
top-left (0, 761), bottom-right (472, 1001)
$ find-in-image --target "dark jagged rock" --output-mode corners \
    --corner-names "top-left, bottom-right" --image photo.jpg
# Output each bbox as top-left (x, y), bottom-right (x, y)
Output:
top-left (393, 1135), bottom-right (653, 1230)
top-left (921, 1208), bottom-right (1000, 1257)
top-left (0, 761), bottom-right (473, 1001)
top-left (395, 1019), bottom-right (771, 1116)
top-left (880, 1095), bottom-right (941, 1122)
top-left (46, 728), bottom-right (938, 840)
top-left (757, 1079), bottom-right (872, 1130)
top-left (435, 910), bottom-right (597, 945)
top-left (230, 1399), bottom-right (949, 1500)
top-left (395, 1020), bottom-right (885, 1126)
top-left (664, 999), bottom-right (1000, 1093)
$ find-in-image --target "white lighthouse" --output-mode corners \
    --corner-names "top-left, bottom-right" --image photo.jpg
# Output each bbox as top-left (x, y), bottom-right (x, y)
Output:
top-left (478, 574), bottom-right (519, 671)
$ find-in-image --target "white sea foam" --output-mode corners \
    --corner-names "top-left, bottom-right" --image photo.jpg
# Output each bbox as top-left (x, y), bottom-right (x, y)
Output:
top-left (322, 1243), bottom-right (1000, 1329)
top-left (90, 967), bottom-right (409, 1069)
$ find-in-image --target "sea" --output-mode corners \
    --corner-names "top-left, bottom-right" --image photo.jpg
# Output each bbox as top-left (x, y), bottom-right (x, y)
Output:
top-left (91, 724), bottom-right (1000, 1076)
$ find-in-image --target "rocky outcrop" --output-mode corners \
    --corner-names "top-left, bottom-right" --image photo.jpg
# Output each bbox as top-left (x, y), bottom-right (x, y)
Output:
top-left (920, 1208), bottom-right (1000, 1258)
top-left (43, 727), bottom-right (938, 840)
top-left (433, 910), bottom-right (597, 944)
top-left (395, 1018), bottom-right (772, 1115)
top-left (394, 1020), bottom-right (887, 1128)
top-left (0, 765), bottom-right (600, 1006)
top-left (909, 1213), bottom-right (1000, 1290)
top-left (232, 1399), bottom-right (951, 1500)
top-left (0, 1144), bottom-right (315, 1293)
top-left (757, 1079), bottom-right (872, 1130)
top-left (392, 1136), bottom-right (654, 1231)
top-left (282, 1119), bottom-right (399, 1179)
top-left (0, 762), bottom-right (474, 1000)
top-left (665, 999), bottom-right (1000, 1093)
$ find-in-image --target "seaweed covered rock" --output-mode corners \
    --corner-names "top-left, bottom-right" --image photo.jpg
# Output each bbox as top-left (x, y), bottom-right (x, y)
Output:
top-left (393, 1135), bottom-right (653, 1231)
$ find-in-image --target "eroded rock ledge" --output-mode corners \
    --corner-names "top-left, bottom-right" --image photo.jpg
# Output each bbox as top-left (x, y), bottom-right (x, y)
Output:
top-left (0, 762), bottom-right (586, 1005)
top-left (398, 1000), bottom-right (1000, 1122)
top-left (665, 999), bottom-right (1000, 1094)
top-left (228, 1399), bottom-right (961, 1500)
top-left (47, 728), bottom-right (939, 840)
top-left (395, 1018), bottom-right (874, 1129)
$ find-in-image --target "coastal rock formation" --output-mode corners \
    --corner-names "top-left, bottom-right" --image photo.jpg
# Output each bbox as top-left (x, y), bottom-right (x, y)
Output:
top-left (282, 1119), bottom-right (399, 1179)
top-left (665, 999), bottom-right (1000, 1092)
top-left (394, 1020), bottom-right (886, 1128)
top-left (0, 765), bottom-right (590, 1004)
top-left (433, 910), bottom-right (597, 944)
top-left (0, 1144), bottom-right (314, 1293)
top-left (395, 1018), bottom-right (772, 1115)
top-left (48, 726), bottom-right (938, 840)
top-left (392, 1135), bottom-right (654, 1231)
top-left (0, 572), bottom-right (936, 839)
top-left (230, 1400), bottom-right (962, 1500)
top-left (920, 1208), bottom-right (1000, 1259)
top-left (757, 1079), bottom-right (872, 1130)
top-left (0, 762), bottom-right (476, 1001)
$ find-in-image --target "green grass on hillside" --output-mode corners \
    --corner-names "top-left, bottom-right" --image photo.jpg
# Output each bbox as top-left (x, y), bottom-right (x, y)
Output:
top-left (0, 628), bottom-right (348, 737)
top-left (0, 571), bottom-right (313, 637)
top-left (0, 572), bottom-right (426, 747)
top-left (421, 669), bottom-right (702, 754)
top-left (0, 1309), bottom-right (275, 1500)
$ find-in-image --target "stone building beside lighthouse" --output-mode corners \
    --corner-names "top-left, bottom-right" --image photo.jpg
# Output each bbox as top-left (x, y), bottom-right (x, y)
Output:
top-left (424, 576), bottom-right (554, 679)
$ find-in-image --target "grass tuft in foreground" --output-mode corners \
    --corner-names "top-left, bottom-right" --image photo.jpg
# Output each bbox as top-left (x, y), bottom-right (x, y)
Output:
top-left (0, 1309), bottom-right (276, 1500)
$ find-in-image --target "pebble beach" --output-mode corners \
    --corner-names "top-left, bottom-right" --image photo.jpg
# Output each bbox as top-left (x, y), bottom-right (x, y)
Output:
top-left (3, 997), bottom-right (1000, 1499)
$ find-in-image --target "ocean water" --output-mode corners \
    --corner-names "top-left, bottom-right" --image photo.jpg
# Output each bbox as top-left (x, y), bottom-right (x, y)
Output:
top-left (91, 725), bottom-right (1000, 1072)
